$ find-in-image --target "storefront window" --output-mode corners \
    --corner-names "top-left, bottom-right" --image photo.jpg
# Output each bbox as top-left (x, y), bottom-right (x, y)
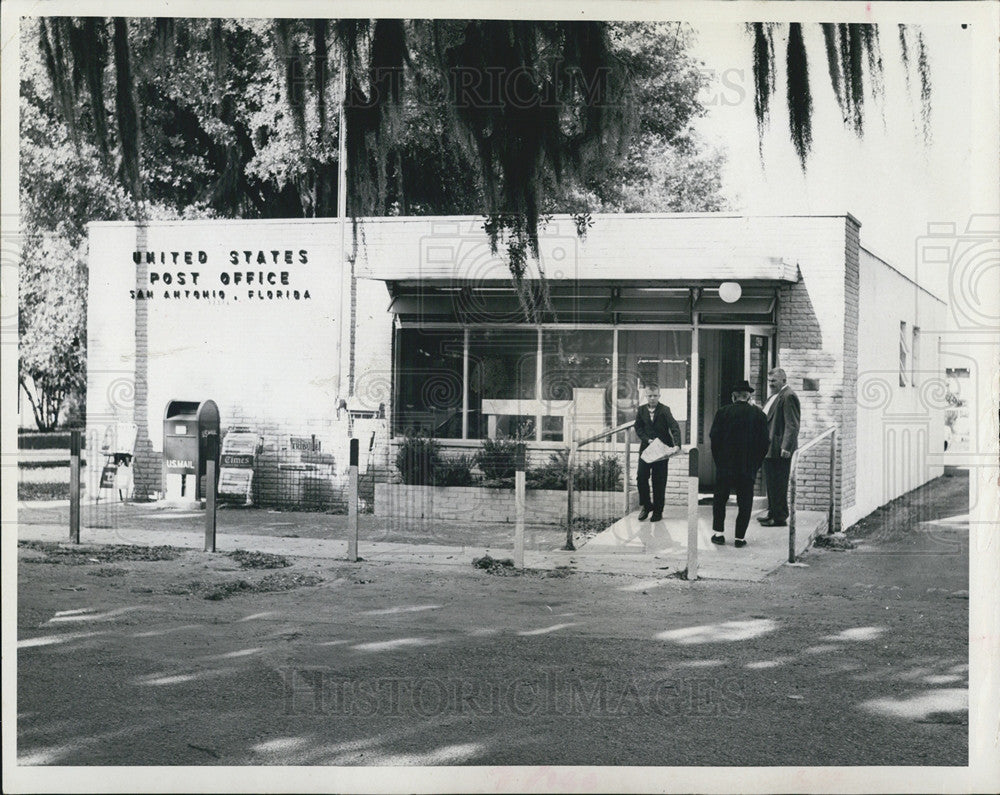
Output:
top-left (394, 326), bottom-right (696, 444)
top-left (617, 330), bottom-right (692, 443)
top-left (393, 329), bottom-right (464, 438)
top-left (541, 329), bottom-right (613, 439)
top-left (468, 328), bottom-right (538, 439)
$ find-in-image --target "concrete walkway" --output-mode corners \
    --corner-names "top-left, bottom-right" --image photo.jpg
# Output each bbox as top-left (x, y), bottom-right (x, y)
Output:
top-left (18, 493), bottom-right (827, 581)
top-left (579, 497), bottom-right (827, 581)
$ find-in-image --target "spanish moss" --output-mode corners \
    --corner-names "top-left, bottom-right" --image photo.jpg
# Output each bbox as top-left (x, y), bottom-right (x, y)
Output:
top-left (113, 17), bottom-right (143, 205)
top-left (786, 23), bottom-right (812, 168)
top-left (822, 23), bottom-right (847, 123)
top-left (751, 22), bottom-right (775, 154)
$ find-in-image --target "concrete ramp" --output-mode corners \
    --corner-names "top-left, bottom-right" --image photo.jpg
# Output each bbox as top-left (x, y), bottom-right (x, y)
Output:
top-left (577, 498), bottom-right (828, 580)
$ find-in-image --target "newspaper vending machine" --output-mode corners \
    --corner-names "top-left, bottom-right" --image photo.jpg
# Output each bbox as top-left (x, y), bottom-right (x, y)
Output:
top-left (218, 426), bottom-right (263, 505)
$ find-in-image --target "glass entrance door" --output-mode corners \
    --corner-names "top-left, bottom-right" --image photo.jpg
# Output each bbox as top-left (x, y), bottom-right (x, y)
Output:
top-left (697, 325), bottom-right (775, 490)
top-left (744, 326), bottom-right (774, 407)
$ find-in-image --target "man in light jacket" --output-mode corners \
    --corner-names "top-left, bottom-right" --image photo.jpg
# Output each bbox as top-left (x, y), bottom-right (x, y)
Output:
top-left (758, 368), bottom-right (801, 527)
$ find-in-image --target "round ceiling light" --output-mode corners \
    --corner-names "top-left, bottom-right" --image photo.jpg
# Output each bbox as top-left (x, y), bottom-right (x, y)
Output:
top-left (719, 281), bottom-right (742, 303)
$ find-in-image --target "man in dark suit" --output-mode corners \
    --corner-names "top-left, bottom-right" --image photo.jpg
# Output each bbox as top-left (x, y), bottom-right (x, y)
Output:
top-left (709, 380), bottom-right (770, 547)
top-left (758, 367), bottom-right (801, 527)
top-left (633, 385), bottom-right (681, 522)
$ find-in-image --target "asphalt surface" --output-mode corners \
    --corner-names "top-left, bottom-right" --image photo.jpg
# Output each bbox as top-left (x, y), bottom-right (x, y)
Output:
top-left (14, 474), bottom-right (971, 772)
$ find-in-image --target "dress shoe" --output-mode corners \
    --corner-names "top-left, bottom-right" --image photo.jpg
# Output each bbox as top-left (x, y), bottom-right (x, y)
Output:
top-left (650, 512), bottom-right (663, 522)
top-left (734, 538), bottom-right (748, 548)
top-left (710, 534), bottom-right (725, 545)
top-left (758, 518), bottom-right (787, 527)
top-left (756, 513), bottom-right (772, 522)
top-left (637, 507), bottom-right (650, 521)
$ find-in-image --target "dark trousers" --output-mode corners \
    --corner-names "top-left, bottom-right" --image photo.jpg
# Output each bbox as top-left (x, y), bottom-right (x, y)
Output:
top-left (763, 457), bottom-right (791, 522)
top-left (713, 468), bottom-right (757, 539)
top-left (637, 457), bottom-right (668, 513)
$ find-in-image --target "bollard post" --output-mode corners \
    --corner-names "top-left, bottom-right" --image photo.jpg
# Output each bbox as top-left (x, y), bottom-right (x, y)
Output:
top-left (622, 430), bottom-right (631, 516)
top-left (686, 447), bottom-right (699, 580)
top-left (347, 438), bottom-right (359, 561)
top-left (514, 445), bottom-right (526, 569)
top-left (828, 429), bottom-right (837, 534)
top-left (204, 435), bottom-right (217, 552)
top-left (69, 430), bottom-right (81, 544)
top-left (564, 439), bottom-right (576, 551)
top-left (788, 453), bottom-right (798, 563)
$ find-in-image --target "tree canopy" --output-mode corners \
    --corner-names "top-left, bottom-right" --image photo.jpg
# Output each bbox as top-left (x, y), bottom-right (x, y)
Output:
top-left (19, 16), bottom-right (932, 427)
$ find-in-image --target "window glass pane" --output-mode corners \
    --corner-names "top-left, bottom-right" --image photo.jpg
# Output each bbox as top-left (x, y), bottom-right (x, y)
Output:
top-left (541, 329), bottom-right (613, 441)
top-left (617, 330), bottom-right (692, 443)
top-left (393, 329), bottom-right (464, 438)
top-left (468, 329), bottom-right (538, 439)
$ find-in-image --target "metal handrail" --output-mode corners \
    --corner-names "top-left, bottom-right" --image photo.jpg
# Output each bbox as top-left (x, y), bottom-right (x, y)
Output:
top-left (787, 425), bottom-right (838, 563)
top-left (564, 421), bottom-right (636, 550)
top-left (575, 420), bottom-right (635, 448)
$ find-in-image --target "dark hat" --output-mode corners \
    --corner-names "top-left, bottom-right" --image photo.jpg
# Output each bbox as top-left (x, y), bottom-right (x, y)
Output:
top-left (731, 379), bottom-right (755, 393)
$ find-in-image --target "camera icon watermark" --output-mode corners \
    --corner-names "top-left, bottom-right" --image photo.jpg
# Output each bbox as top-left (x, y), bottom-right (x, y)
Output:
top-left (416, 217), bottom-right (582, 324)
top-left (915, 215), bottom-right (1000, 332)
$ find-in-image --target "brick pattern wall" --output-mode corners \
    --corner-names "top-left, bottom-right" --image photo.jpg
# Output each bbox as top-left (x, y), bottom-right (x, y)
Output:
top-left (775, 217), bottom-right (859, 529)
top-left (131, 223), bottom-right (161, 500)
top-left (841, 218), bottom-right (861, 521)
top-left (223, 410), bottom-right (347, 510)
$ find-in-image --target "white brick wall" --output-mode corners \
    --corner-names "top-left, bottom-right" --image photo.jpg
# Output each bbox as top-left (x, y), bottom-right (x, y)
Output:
top-left (850, 247), bottom-right (948, 525)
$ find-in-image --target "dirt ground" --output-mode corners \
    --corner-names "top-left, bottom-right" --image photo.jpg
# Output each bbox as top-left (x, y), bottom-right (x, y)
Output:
top-left (16, 474), bottom-right (970, 768)
top-left (17, 499), bottom-right (587, 550)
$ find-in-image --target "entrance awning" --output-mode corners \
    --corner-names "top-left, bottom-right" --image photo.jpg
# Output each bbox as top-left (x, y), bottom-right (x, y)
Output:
top-left (388, 285), bottom-right (779, 324)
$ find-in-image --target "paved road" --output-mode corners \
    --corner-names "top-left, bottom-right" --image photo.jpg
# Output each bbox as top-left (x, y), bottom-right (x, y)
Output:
top-left (15, 474), bottom-right (971, 774)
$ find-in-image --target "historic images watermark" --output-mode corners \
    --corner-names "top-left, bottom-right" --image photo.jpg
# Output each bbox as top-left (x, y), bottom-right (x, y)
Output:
top-left (1, 215), bottom-right (20, 346)
top-left (698, 67), bottom-right (747, 108)
top-left (280, 668), bottom-right (747, 719)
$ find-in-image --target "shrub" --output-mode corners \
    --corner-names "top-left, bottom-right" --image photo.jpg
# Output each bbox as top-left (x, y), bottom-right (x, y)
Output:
top-left (395, 434), bottom-right (442, 485)
top-left (575, 455), bottom-right (624, 492)
top-left (17, 431), bottom-right (73, 450)
top-left (476, 438), bottom-right (526, 483)
top-left (432, 454), bottom-right (477, 487)
top-left (526, 450), bottom-right (569, 490)
top-left (526, 451), bottom-right (622, 492)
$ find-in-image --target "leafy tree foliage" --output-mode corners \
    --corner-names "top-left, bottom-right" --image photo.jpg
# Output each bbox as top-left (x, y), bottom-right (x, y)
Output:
top-left (19, 16), bottom-right (930, 423)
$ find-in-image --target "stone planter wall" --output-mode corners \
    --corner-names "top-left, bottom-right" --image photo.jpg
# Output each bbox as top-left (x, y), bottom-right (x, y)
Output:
top-left (375, 469), bottom-right (687, 525)
top-left (374, 483), bottom-right (617, 524)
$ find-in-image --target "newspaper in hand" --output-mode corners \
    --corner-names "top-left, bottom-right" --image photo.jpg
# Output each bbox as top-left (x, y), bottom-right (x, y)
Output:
top-left (640, 438), bottom-right (680, 464)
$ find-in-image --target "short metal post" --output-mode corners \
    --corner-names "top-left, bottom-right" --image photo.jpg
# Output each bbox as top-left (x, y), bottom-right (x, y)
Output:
top-left (69, 430), bottom-right (81, 544)
top-left (347, 438), bottom-right (359, 561)
top-left (564, 441), bottom-right (576, 551)
top-left (514, 466), bottom-right (525, 569)
top-left (622, 431), bottom-right (631, 516)
top-left (828, 429), bottom-right (837, 534)
top-left (204, 443), bottom-right (217, 553)
top-left (787, 453), bottom-right (798, 563)
top-left (686, 448), bottom-right (699, 580)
